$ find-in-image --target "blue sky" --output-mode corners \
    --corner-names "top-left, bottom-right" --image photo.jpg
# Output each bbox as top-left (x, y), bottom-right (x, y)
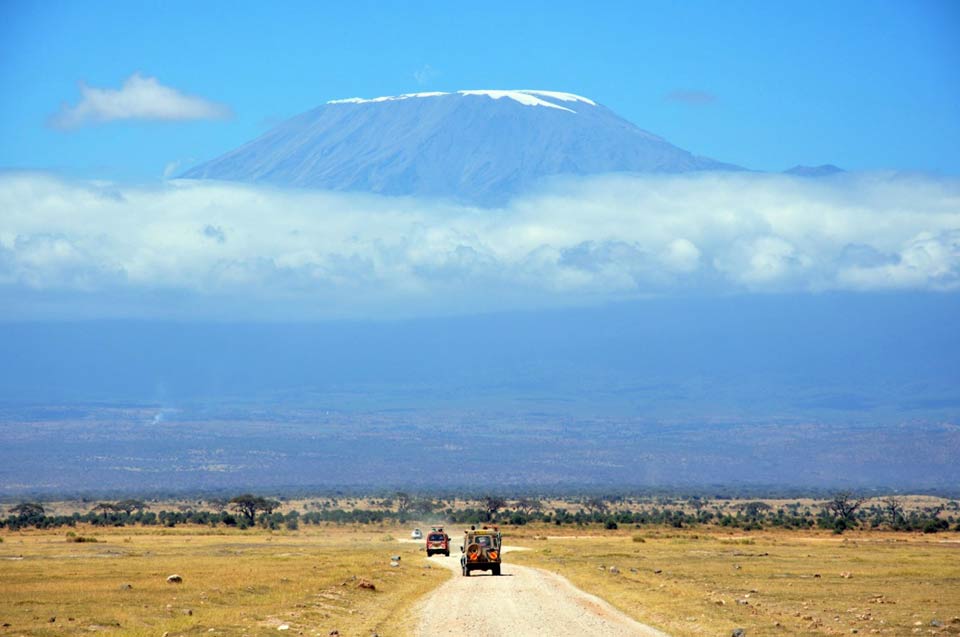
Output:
top-left (1, 0), bottom-right (959, 322)
top-left (1, 0), bottom-right (958, 181)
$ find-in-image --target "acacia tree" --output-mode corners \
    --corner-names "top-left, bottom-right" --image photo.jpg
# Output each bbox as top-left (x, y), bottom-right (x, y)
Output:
top-left (484, 496), bottom-right (506, 517)
top-left (826, 492), bottom-right (865, 531)
top-left (8, 502), bottom-right (45, 518)
top-left (394, 492), bottom-right (412, 514)
top-left (411, 497), bottom-right (437, 514)
top-left (207, 498), bottom-right (229, 513)
top-left (229, 494), bottom-right (280, 526)
top-left (6, 502), bottom-right (45, 530)
top-left (515, 497), bottom-right (542, 515)
top-left (741, 501), bottom-right (773, 519)
top-left (115, 499), bottom-right (148, 514)
top-left (688, 497), bottom-right (709, 514)
top-left (584, 497), bottom-right (609, 516)
top-left (882, 496), bottom-right (904, 527)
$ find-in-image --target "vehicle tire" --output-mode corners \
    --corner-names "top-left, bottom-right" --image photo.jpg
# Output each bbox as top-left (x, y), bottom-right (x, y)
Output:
top-left (492, 564), bottom-right (501, 576)
top-left (444, 550), bottom-right (450, 557)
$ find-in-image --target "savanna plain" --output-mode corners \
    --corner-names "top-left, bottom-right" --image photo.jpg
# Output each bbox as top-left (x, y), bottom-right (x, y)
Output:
top-left (2, 498), bottom-right (959, 637)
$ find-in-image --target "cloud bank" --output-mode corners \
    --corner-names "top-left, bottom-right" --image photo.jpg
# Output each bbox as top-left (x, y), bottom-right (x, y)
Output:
top-left (51, 73), bottom-right (231, 129)
top-left (1, 171), bottom-right (958, 319)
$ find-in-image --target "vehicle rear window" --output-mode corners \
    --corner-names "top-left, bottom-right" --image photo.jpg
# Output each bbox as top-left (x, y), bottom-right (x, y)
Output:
top-left (428, 533), bottom-right (445, 541)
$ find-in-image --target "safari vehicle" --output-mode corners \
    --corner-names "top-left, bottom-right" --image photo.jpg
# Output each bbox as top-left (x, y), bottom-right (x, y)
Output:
top-left (411, 528), bottom-right (422, 540)
top-left (425, 526), bottom-right (450, 556)
top-left (460, 525), bottom-right (502, 576)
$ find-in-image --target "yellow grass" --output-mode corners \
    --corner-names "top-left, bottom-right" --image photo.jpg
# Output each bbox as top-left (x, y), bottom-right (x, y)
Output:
top-left (0, 525), bottom-right (448, 637)
top-left (506, 526), bottom-right (960, 636)
top-left (3, 522), bottom-right (959, 637)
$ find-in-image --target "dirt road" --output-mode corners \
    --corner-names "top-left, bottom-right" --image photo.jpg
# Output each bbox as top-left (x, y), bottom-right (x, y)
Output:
top-left (413, 546), bottom-right (669, 637)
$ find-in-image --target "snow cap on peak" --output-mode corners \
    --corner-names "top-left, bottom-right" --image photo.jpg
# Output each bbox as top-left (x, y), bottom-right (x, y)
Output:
top-left (326, 89), bottom-right (597, 113)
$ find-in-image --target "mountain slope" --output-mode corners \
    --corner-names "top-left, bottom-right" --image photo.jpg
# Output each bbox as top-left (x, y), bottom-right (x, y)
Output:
top-left (784, 164), bottom-right (845, 177)
top-left (181, 90), bottom-right (740, 205)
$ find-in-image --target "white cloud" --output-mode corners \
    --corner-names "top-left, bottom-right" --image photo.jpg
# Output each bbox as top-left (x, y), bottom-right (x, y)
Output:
top-left (51, 73), bottom-right (231, 129)
top-left (715, 235), bottom-right (810, 285)
top-left (413, 64), bottom-right (439, 86)
top-left (836, 230), bottom-right (960, 290)
top-left (662, 238), bottom-right (701, 272)
top-left (0, 171), bottom-right (958, 319)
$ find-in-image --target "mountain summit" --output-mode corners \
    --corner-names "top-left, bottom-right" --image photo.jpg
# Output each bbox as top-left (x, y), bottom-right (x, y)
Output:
top-left (182, 90), bottom-right (740, 205)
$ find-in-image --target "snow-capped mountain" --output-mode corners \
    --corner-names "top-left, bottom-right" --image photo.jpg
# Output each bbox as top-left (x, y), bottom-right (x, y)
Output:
top-left (182, 90), bottom-right (741, 205)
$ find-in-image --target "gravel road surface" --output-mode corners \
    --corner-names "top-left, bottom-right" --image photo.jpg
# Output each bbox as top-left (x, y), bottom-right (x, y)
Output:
top-left (413, 544), bottom-right (669, 636)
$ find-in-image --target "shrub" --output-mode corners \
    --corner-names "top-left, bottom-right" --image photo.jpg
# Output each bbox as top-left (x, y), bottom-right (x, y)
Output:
top-left (922, 519), bottom-right (948, 534)
top-left (631, 534), bottom-right (646, 543)
top-left (67, 536), bottom-right (98, 543)
top-left (510, 513), bottom-right (527, 525)
top-left (833, 518), bottom-right (850, 534)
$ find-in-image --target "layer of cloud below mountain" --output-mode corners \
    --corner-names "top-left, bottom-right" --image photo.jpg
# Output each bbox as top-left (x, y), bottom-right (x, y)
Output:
top-left (1, 171), bottom-right (958, 319)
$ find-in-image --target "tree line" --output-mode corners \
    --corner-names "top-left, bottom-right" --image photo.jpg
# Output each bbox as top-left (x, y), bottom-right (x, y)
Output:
top-left (2, 492), bottom-right (956, 534)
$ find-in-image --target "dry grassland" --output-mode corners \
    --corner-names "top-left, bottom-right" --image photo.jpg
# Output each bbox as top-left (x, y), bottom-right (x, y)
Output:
top-left (0, 526), bottom-right (447, 637)
top-left (506, 526), bottom-right (960, 636)
top-left (3, 523), bottom-right (959, 637)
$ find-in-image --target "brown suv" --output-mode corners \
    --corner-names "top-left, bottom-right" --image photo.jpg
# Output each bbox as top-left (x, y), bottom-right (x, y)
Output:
top-left (460, 526), bottom-right (502, 576)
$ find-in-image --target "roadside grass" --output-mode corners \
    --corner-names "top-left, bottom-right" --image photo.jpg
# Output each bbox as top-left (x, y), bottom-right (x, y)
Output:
top-left (4, 523), bottom-right (958, 637)
top-left (0, 525), bottom-right (448, 637)
top-left (506, 526), bottom-right (960, 636)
